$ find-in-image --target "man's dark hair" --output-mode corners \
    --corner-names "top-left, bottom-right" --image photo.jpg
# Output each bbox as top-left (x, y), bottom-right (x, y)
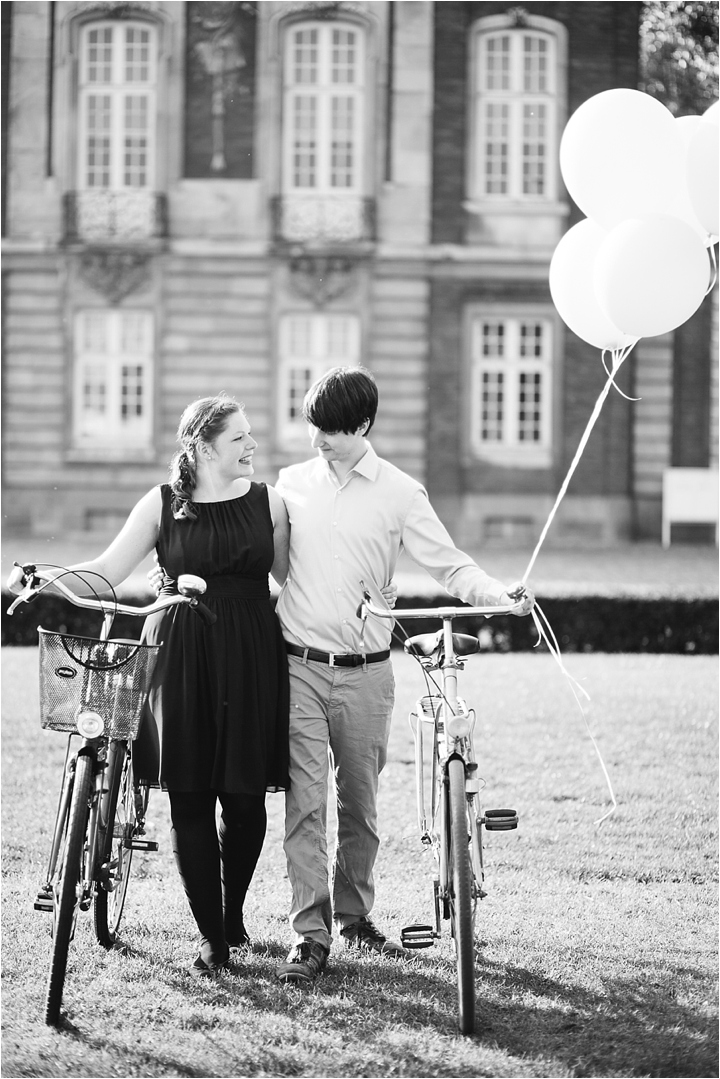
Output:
top-left (302, 366), bottom-right (378, 435)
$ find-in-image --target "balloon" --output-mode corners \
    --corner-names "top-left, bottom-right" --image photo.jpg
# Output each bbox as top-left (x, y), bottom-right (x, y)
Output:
top-left (549, 219), bottom-right (635, 350)
top-left (686, 121), bottom-right (719, 237)
top-left (702, 101), bottom-right (719, 124)
top-left (669, 116), bottom-right (715, 245)
top-left (560, 89), bottom-right (686, 229)
top-left (594, 214), bottom-right (709, 338)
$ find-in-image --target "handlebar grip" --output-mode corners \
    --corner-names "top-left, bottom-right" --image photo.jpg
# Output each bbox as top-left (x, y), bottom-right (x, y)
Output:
top-left (190, 600), bottom-right (217, 626)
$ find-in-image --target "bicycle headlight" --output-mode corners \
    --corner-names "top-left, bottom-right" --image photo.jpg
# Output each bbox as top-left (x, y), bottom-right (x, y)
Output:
top-left (446, 712), bottom-right (471, 738)
top-left (76, 710), bottom-right (105, 738)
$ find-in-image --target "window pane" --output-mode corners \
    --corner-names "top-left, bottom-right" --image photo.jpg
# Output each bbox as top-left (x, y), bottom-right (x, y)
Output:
top-left (288, 366), bottom-right (314, 419)
top-left (86, 95), bottom-right (112, 187)
top-left (125, 26), bottom-right (151, 83)
top-left (82, 311), bottom-right (108, 352)
top-left (481, 371), bottom-right (504, 441)
top-left (293, 28), bottom-right (318, 84)
top-left (121, 365), bottom-right (145, 419)
top-left (522, 104), bottom-right (546, 195)
top-left (523, 35), bottom-right (548, 93)
top-left (482, 321), bottom-right (505, 358)
top-left (332, 28), bottom-right (357, 85)
top-left (483, 104), bottom-right (509, 195)
top-left (327, 317), bottom-right (354, 358)
top-left (292, 96), bottom-right (317, 187)
top-left (518, 372), bottom-right (543, 441)
top-left (330, 96), bottom-right (354, 188)
top-left (123, 95), bottom-right (149, 186)
top-left (87, 27), bottom-right (113, 84)
top-left (288, 317), bottom-right (313, 356)
top-left (519, 321), bottom-right (545, 357)
top-left (82, 364), bottom-right (107, 415)
top-left (485, 35), bottom-right (511, 91)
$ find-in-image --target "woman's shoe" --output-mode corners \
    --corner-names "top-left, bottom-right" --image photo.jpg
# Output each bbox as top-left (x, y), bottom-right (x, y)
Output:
top-left (189, 946), bottom-right (230, 978)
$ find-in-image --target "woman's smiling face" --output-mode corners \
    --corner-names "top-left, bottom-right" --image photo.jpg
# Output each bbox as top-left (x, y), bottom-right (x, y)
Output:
top-left (202, 410), bottom-right (257, 479)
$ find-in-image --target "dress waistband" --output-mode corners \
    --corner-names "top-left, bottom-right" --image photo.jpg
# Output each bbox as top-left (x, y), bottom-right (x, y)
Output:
top-left (161, 576), bottom-right (269, 600)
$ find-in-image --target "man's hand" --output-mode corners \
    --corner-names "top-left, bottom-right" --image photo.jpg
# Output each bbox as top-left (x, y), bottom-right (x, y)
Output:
top-left (380, 579), bottom-right (397, 609)
top-left (501, 580), bottom-right (535, 617)
top-left (147, 552), bottom-right (164, 597)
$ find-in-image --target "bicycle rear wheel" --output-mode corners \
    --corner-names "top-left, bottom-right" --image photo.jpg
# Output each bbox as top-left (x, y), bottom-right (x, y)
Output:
top-left (45, 751), bottom-right (94, 1027)
top-left (94, 743), bottom-right (144, 947)
top-left (447, 756), bottom-right (475, 1035)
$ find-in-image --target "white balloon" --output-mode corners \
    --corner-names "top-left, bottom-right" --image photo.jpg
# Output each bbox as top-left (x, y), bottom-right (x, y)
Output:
top-left (687, 121), bottom-right (719, 237)
top-left (669, 116), bottom-right (714, 245)
top-left (702, 100), bottom-right (719, 124)
top-left (594, 214), bottom-right (709, 338)
top-left (560, 89), bottom-right (685, 229)
top-left (549, 219), bottom-right (635, 350)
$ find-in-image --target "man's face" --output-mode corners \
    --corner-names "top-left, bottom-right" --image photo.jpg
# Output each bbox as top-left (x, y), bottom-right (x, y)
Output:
top-left (308, 424), bottom-right (367, 465)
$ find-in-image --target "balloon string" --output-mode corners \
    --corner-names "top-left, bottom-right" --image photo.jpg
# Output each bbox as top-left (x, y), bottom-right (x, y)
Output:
top-left (601, 347), bottom-right (641, 401)
top-left (531, 602), bottom-right (618, 825)
top-left (521, 340), bottom-right (638, 586)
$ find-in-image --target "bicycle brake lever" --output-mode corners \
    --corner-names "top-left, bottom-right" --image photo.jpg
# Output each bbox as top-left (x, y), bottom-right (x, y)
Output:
top-left (189, 599), bottom-right (217, 626)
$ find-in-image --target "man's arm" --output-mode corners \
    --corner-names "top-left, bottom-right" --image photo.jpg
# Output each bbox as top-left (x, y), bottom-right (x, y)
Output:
top-left (400, 489), bottom-right (534, 614)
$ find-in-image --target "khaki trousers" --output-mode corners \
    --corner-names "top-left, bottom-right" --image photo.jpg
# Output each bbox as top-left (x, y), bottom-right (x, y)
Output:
top-left (283, 654), bottom-right (395, 950)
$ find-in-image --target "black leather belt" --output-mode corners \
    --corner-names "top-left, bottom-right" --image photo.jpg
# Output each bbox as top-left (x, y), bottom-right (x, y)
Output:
top-left (285, 642), bottom-right (390, 667)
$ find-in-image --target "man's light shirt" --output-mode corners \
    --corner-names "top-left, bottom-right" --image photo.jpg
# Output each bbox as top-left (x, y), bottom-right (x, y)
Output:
top-left (275, 444), bottom-right (507, 654)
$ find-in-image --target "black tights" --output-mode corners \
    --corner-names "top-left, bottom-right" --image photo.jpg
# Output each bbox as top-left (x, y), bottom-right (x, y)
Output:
top-left (169, 789), bottom-right (266, 964)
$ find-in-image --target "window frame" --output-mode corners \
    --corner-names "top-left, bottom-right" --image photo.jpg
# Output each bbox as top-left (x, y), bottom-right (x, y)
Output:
top-left (466, 305), bottom-right (557, 469)
top-left (467, 13), bottom-right (567, 209)
top-left (72, 308), bottom-right (154, 453)
top-left (76, 19), bottom-right (158, 191)
top-left (277, 312), bottom-right (361, 446)
top-left (281, 18), bottom-right (366, 196)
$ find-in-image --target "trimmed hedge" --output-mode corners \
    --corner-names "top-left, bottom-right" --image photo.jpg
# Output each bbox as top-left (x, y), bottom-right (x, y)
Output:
top-left (2, 591), bottom-right (717, 653)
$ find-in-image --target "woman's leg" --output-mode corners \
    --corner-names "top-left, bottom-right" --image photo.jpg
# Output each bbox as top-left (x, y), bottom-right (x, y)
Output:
top-left (168, 789), bottom-right (227, 966)
top-left (217, 791), bottom-right (267, 945)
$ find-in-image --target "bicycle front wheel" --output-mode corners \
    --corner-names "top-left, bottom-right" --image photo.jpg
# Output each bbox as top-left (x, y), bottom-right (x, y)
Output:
top-left (94, 742), bottom-right (142, 947)
top-left (447, 756), bottom-right (475, 1035)
top-left (45, 751), bottom-right (94, 1027)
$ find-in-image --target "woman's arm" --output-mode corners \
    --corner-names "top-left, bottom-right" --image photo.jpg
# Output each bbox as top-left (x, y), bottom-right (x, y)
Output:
top-left (267, 485), bottom-right (290, 587)
top-left (56, 487), bottom-right (162, 595)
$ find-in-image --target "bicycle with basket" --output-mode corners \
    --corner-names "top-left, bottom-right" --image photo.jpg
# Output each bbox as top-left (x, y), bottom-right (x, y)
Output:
top-left (357, 588), bottom-right (524, 1036)
top-left (6, 562), bottom-right (215, 1027)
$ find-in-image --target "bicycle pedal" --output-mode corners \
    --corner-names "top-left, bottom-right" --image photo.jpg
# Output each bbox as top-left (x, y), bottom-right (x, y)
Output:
top-left (484, 809), bottom-right (518, 831)
top-left (34, 897), bottom-right (53, 912)
top-left (126, 838), bottom-right (159, 851)
top-left (401, 924), bottom-right (435, 949)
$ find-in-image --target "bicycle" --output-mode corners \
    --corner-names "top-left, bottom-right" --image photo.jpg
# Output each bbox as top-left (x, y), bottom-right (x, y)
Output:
top-left (6, 562), bottom-right (215, 1027)
top-left (356, 590), bottom-right (524, 1036)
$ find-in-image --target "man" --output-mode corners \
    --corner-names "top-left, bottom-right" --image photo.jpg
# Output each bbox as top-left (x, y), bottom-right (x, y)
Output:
top-left (273, 366), bottom-right (533, 984)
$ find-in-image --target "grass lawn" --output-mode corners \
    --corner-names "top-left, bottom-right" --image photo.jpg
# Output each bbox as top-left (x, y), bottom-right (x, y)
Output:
top-left (1, 647), bottom-right (717, 1078)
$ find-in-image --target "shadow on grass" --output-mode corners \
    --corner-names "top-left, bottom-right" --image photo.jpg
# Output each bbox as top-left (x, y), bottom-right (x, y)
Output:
top-left (50, 939), bottom-right (717, 1078)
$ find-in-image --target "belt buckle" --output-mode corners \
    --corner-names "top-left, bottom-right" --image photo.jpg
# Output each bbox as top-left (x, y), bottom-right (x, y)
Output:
top-left (327, 652), bottom-right (336, 667)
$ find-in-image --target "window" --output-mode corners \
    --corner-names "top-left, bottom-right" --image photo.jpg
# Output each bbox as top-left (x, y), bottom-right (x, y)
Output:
top-left (472, 28), bottom-right (557, 201)
top-left (470, 314), bottom-right (553, 466)
top-left (282, 21), bottom-right (364, 194)
top-left (278, 314), bottom-right (360, 443)
top-left (78, 21), bottom-right (157, 190)
top-left (73, 310), bottom-right (153, 450)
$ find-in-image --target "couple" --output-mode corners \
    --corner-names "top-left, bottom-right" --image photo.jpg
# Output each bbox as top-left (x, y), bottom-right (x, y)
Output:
top-left (44, 366), bottom-right (534, 984)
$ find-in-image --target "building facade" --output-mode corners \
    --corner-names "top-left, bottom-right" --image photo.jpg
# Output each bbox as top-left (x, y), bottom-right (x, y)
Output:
top-left (2, 1), bottom-right (717, 547)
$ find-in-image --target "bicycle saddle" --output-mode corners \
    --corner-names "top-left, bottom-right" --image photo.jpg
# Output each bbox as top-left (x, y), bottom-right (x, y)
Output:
top-left (404, 631), bottom-right (480, 658)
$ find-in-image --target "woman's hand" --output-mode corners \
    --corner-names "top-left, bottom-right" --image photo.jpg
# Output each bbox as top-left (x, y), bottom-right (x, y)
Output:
top-left (147, 552), bottom-right (165, 597)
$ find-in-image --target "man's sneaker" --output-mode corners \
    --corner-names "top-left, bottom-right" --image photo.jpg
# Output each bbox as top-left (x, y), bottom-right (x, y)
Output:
top-left (276, 940), bottom-right (329, 985)
top-left (340, 916), bottom-right (408, 957)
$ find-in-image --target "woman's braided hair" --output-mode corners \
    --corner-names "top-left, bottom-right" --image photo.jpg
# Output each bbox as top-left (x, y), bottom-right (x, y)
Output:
top-left (168, 393), bottom-right (242, 520)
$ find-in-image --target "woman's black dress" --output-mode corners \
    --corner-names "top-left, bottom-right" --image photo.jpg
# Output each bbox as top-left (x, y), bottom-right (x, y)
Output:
top-left (135, 482), bottom-right (289, 795)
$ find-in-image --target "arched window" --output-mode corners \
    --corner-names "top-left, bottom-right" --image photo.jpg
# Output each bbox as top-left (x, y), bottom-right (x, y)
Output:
top-left (78, 20), bottom-right (158, 191)
top-left (471, 24), bottom-right (559, 202)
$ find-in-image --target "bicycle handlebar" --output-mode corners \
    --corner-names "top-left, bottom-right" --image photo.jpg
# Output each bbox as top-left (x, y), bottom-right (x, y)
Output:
top-left (6, 564), bottom-right (217, 625)
top-left (357, 592), bottom-right (526, 621)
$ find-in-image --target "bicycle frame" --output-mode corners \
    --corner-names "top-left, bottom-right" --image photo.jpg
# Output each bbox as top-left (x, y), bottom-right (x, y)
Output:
top-left (357, 592), bottom-right (522, 1035)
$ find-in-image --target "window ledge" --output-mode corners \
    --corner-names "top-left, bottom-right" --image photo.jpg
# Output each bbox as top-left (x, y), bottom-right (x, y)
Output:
top-left (470, 445), bottom-right (552, 470)
top-left (66, 447), bottom-right (158, 464)
top-left (464, 199), bottom-right (570, 218)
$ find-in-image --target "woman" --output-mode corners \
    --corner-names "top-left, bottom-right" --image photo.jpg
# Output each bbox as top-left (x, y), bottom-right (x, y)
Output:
top-left (49, 394), bottom-right (290, 976)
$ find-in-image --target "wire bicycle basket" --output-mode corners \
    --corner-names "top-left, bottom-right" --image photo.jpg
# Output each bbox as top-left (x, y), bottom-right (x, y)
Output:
top-left (38, 629), bottom-right (161, 739)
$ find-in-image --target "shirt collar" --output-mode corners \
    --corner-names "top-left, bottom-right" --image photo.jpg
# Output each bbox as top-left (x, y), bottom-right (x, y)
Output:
top-left (319, 441), bottom-right (380, 485)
